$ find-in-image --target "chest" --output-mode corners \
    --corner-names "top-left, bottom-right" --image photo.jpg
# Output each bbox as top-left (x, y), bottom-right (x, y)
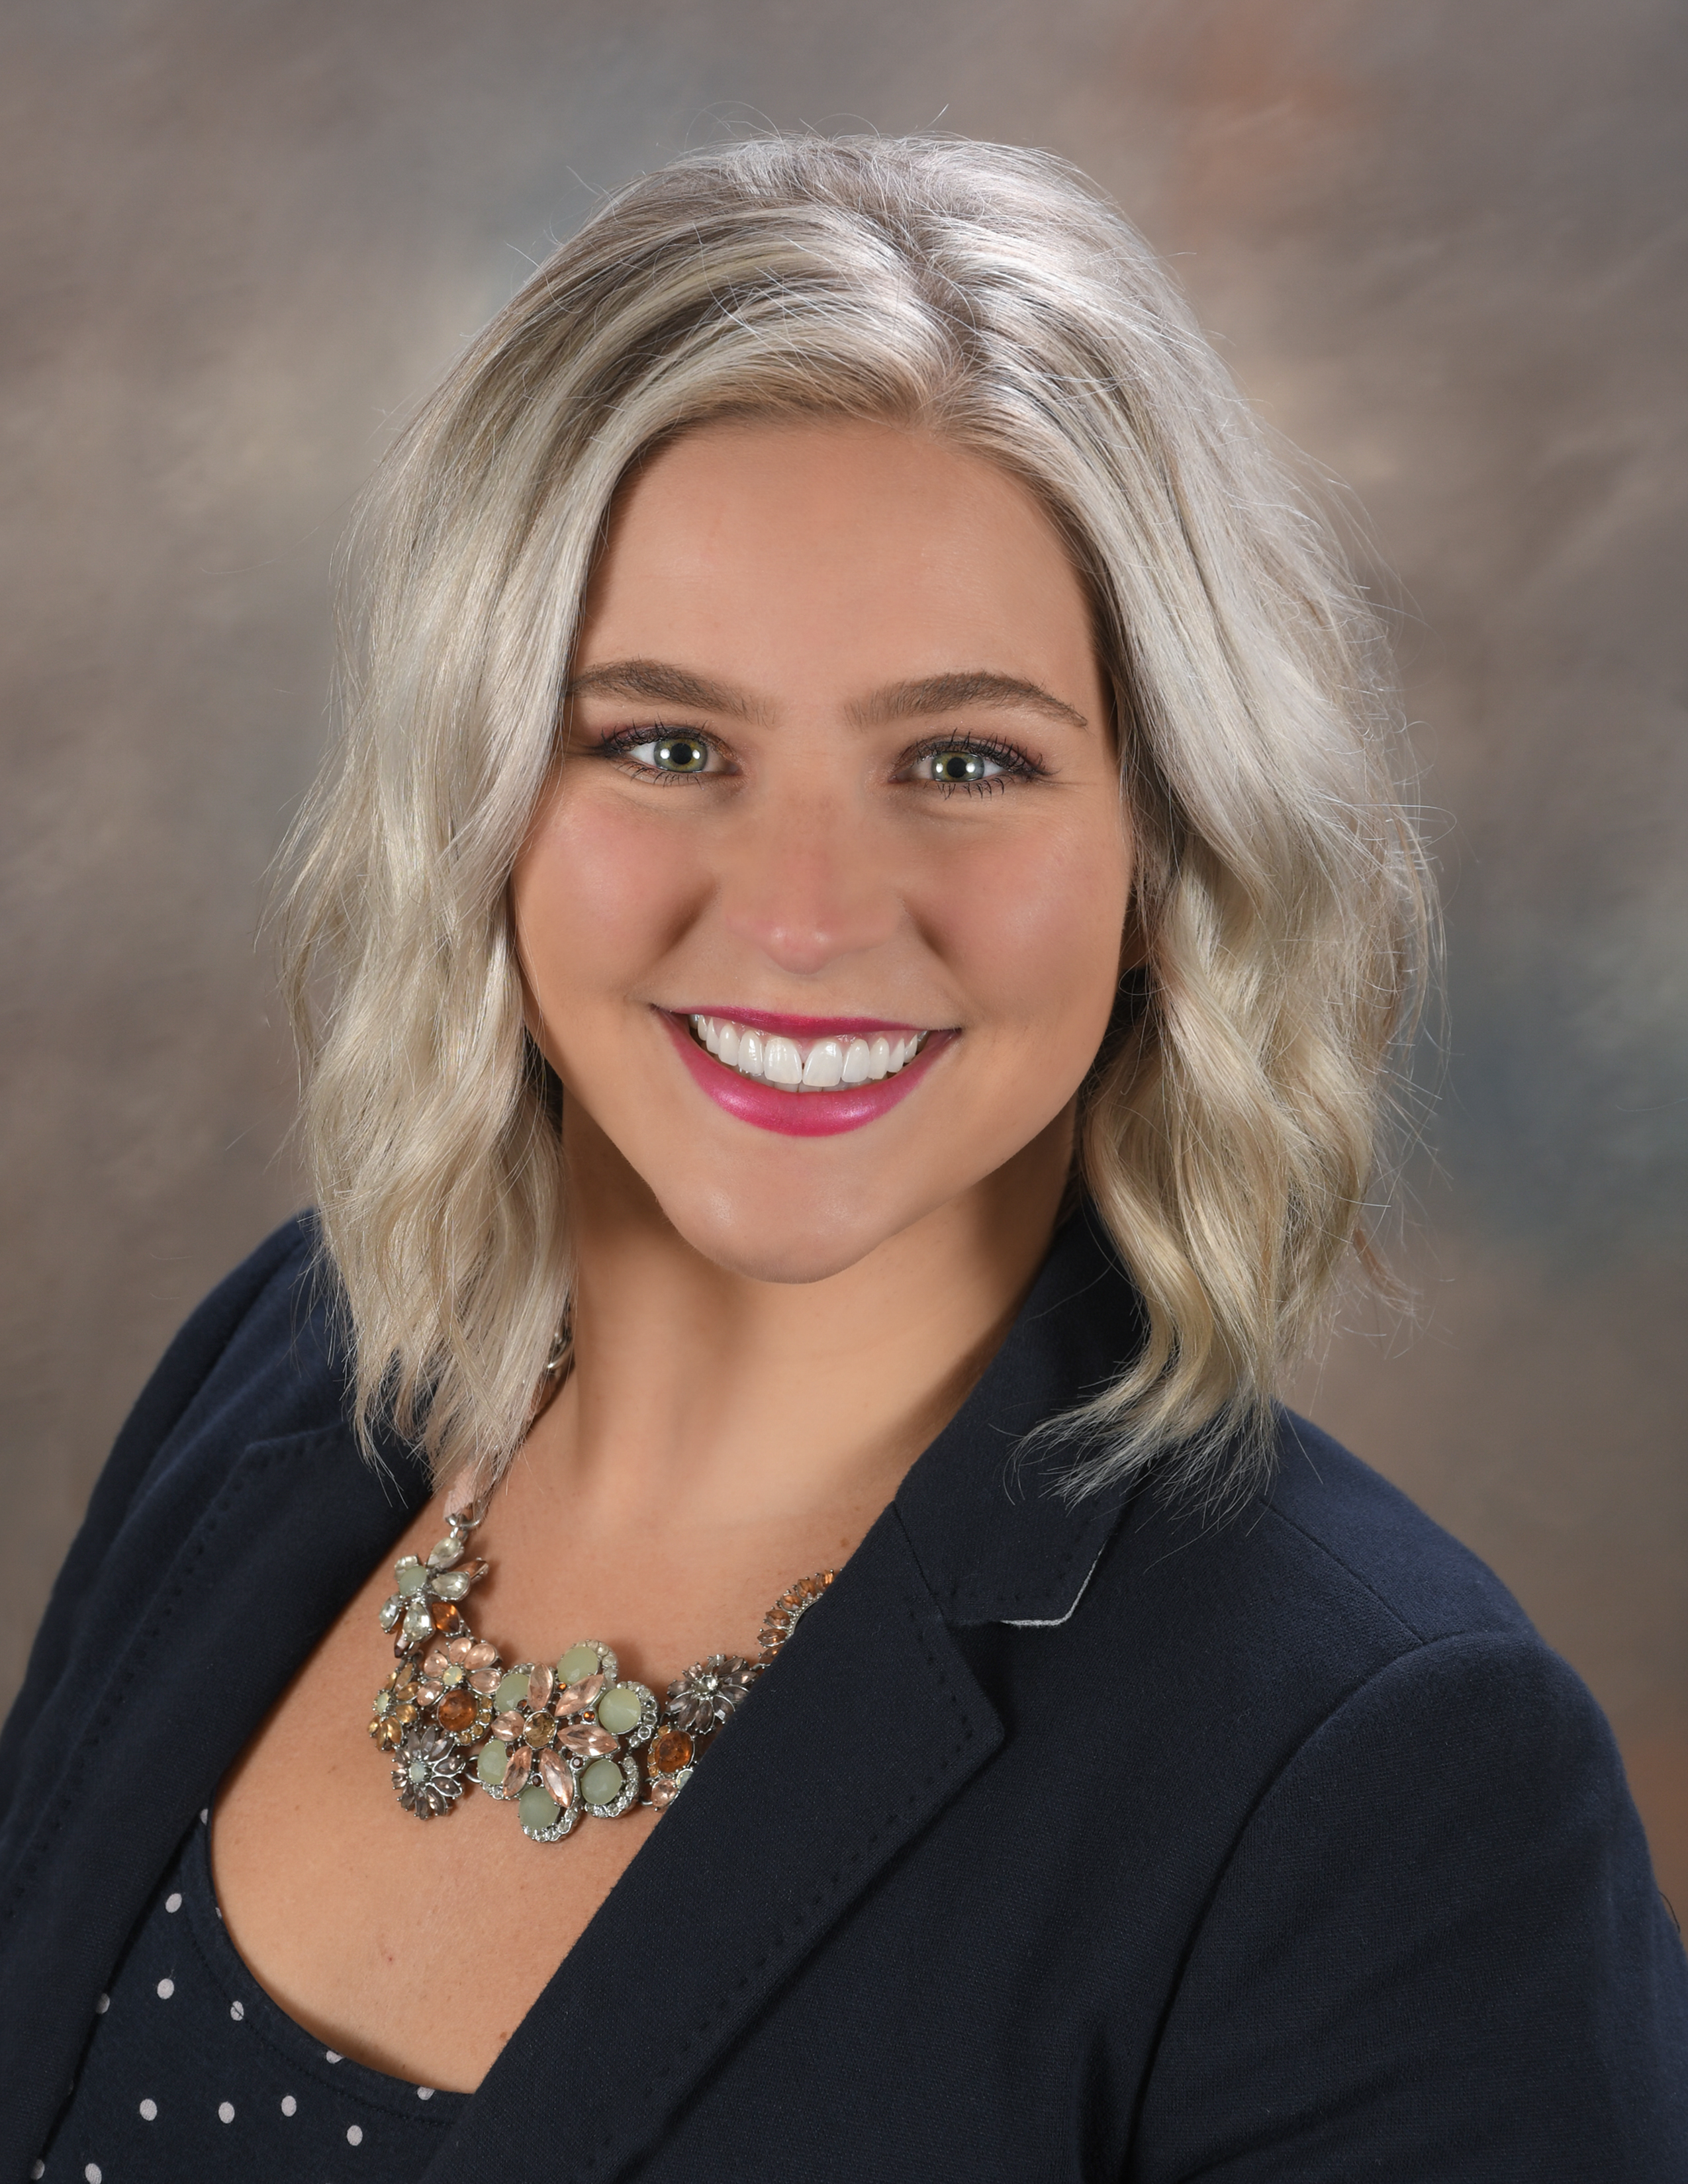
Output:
top-left (210, 1495), bottom-right (847, 2092)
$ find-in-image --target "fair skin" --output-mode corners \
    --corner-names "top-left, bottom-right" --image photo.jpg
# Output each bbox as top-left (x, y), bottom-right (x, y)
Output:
top-left (213, 417), bottom-right (1135, 2091)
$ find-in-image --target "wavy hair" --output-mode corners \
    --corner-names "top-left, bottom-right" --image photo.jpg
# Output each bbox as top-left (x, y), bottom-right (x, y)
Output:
top-left (278, 134), bottom-right (1431, 1506)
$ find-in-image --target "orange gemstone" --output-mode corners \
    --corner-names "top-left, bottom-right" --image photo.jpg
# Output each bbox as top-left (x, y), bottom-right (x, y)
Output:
top-left (436, 1690), bottom-right (477, 1733)
top-left (376, 1719), bottom-right (402, 1751)
top-left (649, 1728), bottom-right (693, 1776)
top-left (429, 1600), bottom-right (460, 1631)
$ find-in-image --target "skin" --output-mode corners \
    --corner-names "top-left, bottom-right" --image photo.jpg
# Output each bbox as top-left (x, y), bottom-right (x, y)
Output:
top-left (213, 418), bottom-right (1135, 2091)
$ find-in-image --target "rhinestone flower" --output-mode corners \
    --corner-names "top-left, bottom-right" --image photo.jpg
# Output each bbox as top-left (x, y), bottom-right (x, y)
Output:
top-left (378, 1535), bottom-right (489, 1651)
top-left (414, 1634), bottom-right (502, 1745)
top-left (392, 1723), bottom-right (466, 1818)
top-left (665, 1655), bottom-right (755, 1735)
top-left (368, 1660), bottom-right (422, 1752)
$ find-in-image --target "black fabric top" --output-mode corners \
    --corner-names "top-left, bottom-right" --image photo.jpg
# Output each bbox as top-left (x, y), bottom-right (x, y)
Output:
top-left (3, 1208), bottom-right (1685, 2182)
top-left (38, 1810), bottom-right (466, 2179)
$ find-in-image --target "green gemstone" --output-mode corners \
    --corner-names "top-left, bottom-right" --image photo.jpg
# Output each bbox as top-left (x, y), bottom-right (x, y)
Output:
top-left (496, 1670), bottom-right (532, 1715)
top-left (596, 1685), bottom-right (644, 1735)
top-left (407, 1758), bottom-right (430, 1786)
top-left (395, 1563), bottom-right (430, 1596)
top-left (476, 1743), bottom-right (508, 1788)
top-left (518, 1784), bottom-right (560, 1833)
top-left (556, 1644), bottom-right (600, 1686)
top-left (581, 1757), bottom-right (625, 1808)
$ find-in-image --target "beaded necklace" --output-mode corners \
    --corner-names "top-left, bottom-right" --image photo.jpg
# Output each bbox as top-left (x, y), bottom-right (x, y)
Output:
top-left (367, 1495), bottom-right (833, 1842)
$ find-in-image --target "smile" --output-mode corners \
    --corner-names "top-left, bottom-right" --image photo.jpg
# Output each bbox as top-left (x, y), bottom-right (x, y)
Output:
top-left (657, 1009), bottom-right (953, 1138)
top-left (687, 1015), bottom-right (928, 1090)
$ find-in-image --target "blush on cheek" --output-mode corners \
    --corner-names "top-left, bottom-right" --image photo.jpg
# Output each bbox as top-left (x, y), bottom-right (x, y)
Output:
top-left (921, 826), bottom-right (1131, 1062)
top-left (518, 790), bottom-right (708, 995)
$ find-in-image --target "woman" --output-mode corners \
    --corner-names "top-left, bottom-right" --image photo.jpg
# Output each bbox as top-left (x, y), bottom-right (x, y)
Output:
top-left (4, 135), bottom-right (1683, 2179)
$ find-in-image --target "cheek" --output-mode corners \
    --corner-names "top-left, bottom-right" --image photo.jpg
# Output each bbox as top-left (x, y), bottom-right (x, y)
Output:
top-left (921, 813), bottom-right (1131, 1055)
top-left (513, 788), bottom-right (702, 1005)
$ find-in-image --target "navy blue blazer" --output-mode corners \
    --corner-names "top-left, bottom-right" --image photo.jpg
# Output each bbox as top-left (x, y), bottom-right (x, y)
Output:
top-left (3, 1210), bottom-right (1684, 2179)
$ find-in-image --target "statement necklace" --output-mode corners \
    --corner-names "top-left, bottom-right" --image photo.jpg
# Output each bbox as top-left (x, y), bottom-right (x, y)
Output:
top-left (367, 1496), bottom-right (833, 1843)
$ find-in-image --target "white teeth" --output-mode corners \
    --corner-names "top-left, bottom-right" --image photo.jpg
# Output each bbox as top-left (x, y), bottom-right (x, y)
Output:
top-left (687, 1016), bottom-right (928, 1092)
top-left (764, 1036), bottom-right (804, 1087)
top-left (802, 1038), bottom-right (845, 1088)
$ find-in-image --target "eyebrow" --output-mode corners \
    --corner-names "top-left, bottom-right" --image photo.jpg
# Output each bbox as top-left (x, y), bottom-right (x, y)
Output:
top-left (849, 672), bottom-right (1088, 733)
top-left (565, 660), bottom-right (1088, 733)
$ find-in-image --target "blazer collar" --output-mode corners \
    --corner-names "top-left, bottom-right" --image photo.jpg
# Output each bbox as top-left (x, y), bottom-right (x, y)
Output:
top-left (892, 1199), bottom-right (1146, 1627)
top-left (430, 1203), bottom-right (1146, 2183)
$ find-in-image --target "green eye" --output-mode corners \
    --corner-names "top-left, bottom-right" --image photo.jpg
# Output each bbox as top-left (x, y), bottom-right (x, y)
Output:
top-left (929, 748), bottom-right (993, 784)
top-left (653, 735), bottom-right (709, 773)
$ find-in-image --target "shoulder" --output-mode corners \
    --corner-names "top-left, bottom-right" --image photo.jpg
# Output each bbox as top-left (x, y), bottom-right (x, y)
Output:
top-left (0, 1217), bottom-right (344, 1799)
top-left (1076, 1408), bottom-right (1534, 1712)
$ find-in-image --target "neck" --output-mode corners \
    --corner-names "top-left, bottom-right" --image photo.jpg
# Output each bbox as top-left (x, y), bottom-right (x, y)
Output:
top-left (518, 1110), bottom-right (1074, 1553)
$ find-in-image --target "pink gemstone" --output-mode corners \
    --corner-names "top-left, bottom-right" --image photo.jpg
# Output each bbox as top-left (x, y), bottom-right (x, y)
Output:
top-left (491, 1711), bottom-right (524, 1743)
top-left (469, 1668), bottom-right (501, 1696)
top-left (445, 1635), bottom-right (474, 1665)
top-left (502, 1747), bottom-right (532, 1795)
top-left (527, 1664), bottom-right (555, 1713)
top-left (422, 1646), bottom-right (451, 1680)
top-left (465, 1641), bottom-right (498, 1670)
top-left (538, 1749), bottom-right (575, 1805)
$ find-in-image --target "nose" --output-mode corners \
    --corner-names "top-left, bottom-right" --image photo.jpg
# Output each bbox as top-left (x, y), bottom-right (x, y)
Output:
top-left (716, 788), bottom-right (903, 976)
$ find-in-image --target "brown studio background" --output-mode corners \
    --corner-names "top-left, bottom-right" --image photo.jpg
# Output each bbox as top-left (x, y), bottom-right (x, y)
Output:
top-left (2, 1), bottom-right (1685, 1901)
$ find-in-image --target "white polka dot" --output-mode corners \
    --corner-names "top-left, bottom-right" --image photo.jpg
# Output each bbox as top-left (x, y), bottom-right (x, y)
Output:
top-left (85, 2166), bottom-right (103, 2183)
top-left (325, 2049), bottom-right (342, 2064)
top-left (281, 2093), bottom-right (297, 2116)
top-left (139, 2097), bottom-right (158, 2120)
top-left (31, 2163), bottom-right (44, 2179)
top-left (199, 1807), bottom-right (209, 1825)
top-left (95, 1992), bottom-right (109, 2014)
top-left (229, 2000), bottom-right (244, 2021)
top-left (346, 2122), bottom-right (363, 2144)
top-left (417, 2085), bottom-right (434, 2099)
top-left (165, 1892), bottom-right (182, 1914)
top-left (218, 2100), bottom-right (235, 2123)
top-left (156, 1978), bottom-right (174, 1999)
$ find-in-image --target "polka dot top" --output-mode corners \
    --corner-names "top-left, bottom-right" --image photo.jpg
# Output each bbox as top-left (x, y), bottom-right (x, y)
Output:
top-left (36, 1811), bottom-right (469, 2179)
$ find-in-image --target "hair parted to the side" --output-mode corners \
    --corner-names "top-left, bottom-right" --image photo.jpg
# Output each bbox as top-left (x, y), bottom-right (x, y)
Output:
top-left (277, 133), bottom-right (1431, 1509)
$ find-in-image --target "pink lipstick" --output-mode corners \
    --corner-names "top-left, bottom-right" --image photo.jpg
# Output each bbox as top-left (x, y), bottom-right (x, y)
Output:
top-left (658, 1009), bottom-right (954, 1137)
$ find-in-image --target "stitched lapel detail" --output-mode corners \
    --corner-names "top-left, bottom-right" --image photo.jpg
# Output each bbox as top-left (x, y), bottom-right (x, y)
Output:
top-left (428, 1507), bottom-right (1002, 2184)
top-left (0, 1422), bottom-right (424, 2170)
top-left (893, 1201), bottom-right (1145, 1627)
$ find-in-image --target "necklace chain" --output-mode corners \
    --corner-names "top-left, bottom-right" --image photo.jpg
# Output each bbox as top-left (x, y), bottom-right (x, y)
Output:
top-left (368, 1500), bottom-right (833, 1841)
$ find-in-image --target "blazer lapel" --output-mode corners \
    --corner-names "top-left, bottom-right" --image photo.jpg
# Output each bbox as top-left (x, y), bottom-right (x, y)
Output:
top-left (431, 1504), bottom-right (1003, 2184)
top-left (0, 1418), bottom-right (426, 2161)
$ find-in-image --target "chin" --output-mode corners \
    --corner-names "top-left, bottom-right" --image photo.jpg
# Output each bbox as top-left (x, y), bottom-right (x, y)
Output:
top-left (651, 1167), bottom-right (927, 1287)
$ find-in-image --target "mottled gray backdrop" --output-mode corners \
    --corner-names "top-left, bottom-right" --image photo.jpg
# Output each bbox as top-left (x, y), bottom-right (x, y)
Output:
top-left (3, 0), bottom-right (1684, 1897)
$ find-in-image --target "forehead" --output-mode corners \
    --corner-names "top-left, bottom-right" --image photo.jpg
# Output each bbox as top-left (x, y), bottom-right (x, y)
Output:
top-left (575, 418), bottom-right (1102, 711)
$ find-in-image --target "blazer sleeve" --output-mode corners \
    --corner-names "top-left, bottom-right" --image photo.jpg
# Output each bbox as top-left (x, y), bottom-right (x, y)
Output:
top-left (1131, 1630), bottom-right (1688, 2181)
top-left (0, 1216), bottom-right (311, 1817)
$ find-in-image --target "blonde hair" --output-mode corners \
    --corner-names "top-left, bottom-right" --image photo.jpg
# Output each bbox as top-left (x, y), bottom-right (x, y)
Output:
top-left (279, 134), bottom-right (1430, 1506)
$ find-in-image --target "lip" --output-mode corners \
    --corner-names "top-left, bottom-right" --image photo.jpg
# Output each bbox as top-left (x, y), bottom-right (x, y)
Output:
top-left (675, 1005), bottom-right (931, 1040)
top-left (657, 1010), bottom-right (955, 1138)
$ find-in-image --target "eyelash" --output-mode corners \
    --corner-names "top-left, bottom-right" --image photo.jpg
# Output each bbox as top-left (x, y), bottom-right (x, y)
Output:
top-left (592, 724), bottom-right (1048, 796)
